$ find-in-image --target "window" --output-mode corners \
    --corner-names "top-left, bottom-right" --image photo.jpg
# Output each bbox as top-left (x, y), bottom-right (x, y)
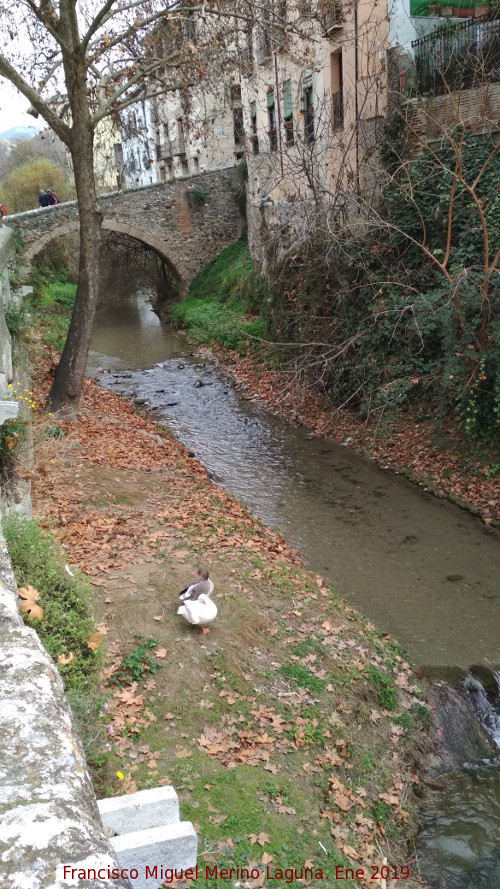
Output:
top-left (283, 80), bottom-right (294, 145)
top-left (175, 118), bottom-right (186, 155)
top-left (233, 106), bottom-right (244, 145)
top-left (331, 51), bottom-right (344, 130)
top-left (303, 82), bottom-right (314, 143)
top-left (267, 90), bottom-right (278, 151)
top-left (250, 101), bottom-right (259, 155)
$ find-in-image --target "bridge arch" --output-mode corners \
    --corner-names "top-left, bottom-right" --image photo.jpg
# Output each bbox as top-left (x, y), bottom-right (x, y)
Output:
top-left (24, 219), bottom-right (188, 290)
top-left (7, 170), bottom-right (242, 290)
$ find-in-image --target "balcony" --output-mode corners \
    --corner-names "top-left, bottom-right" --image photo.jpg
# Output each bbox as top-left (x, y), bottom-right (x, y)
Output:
top-left (322, 0), bottom-right (344, 34)
top-left (173, 137), bottom-right (186, 157)
top-left (412, 8), bottom-right (500, 96)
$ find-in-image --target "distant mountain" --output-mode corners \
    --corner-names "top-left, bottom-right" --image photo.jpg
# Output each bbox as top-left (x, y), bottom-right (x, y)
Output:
top-left (0, 126), bottom-right (38, 143)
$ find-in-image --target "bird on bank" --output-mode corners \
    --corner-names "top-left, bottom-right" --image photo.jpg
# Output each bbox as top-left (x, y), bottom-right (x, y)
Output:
top-left (177, 594), bottom-right (217, 635)
top-left (178, 569), bottom-right (214, 602)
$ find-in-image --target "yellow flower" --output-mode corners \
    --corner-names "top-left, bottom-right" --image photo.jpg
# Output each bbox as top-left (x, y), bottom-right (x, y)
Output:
top-left (116, 771), bottom-right (124, 780)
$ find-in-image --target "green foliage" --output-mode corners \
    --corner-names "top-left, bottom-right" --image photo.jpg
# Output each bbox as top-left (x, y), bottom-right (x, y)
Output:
top-left (25, 272), bottom-right (76, 351)
top-left (278, 661), bottom-right (328, 695)
top-left (5, 307), bottom-right (27, 337)
top-left (187, 186), bottom-right (206, 207)
top-left (169, 238), bottom-right (267, 352)
top-left (0, 158), bottom-right (73, 213)
top-left (371, 800), bottom-right (393, 824)
top-left (264, 132), bottom-right (500, 443)
top-left (109, 636), bottom-right (161, 686)
top-left (392, 712), bottom-right (413, 735)
top-left (0, 417), bottom-right (28, 474)
top-left (365, 665), bottom-right (398, 711)
top-left (411, 702), bottom-right (432, 729)
top-left (3, 514), bottom-right (100, 694)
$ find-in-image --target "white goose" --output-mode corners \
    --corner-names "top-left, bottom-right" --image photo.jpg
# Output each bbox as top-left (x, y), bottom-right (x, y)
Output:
top-left (177, 593), bottom-right (217, 635)
top-left (179, 569), bottom-right (214, 602)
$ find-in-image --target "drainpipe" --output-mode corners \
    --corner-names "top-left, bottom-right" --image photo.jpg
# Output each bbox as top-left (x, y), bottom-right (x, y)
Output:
top-left (354, 0), bottom-right (360, 198)
top-left (273, 51), bottom-right (284, 179)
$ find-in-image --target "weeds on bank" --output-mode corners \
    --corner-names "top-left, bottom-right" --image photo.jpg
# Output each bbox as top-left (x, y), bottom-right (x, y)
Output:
top-left (3, 513), bottom-right (101, 693)
top-left (2, 513), bottom-right (114, 789)
top-left (168, 238), bottom-right (265, 352)
top-left (109, 636), bottom-right (161, 687)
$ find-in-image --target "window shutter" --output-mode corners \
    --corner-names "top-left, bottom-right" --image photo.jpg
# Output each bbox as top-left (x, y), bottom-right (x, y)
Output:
top-left (283, 80), bottom-right (292, 118)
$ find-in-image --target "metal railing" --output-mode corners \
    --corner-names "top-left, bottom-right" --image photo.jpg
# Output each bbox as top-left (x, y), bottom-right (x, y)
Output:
top-left (322, 0), bottom-right (343, 32)
top-left (411, 9), bottom-right (500, 96)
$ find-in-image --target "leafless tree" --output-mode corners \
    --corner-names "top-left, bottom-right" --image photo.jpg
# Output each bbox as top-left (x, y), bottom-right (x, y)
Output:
top-left (0, 1), bottom-right (273, 416)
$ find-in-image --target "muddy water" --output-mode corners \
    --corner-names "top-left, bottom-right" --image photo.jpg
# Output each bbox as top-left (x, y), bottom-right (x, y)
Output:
top-left (88, 297), bottom-right (500, 673)
top-left (88, 293), bottom-right (500, 889)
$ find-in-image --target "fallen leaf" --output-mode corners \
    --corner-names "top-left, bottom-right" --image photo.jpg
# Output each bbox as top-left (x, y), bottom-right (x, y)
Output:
top-left (248, 832), bottom-right (270, 846)
top-left (18, 585), bottom-right (44, 621)
top-left (154, 648), bottom-right (167, 658)
top-left (153, 616), bottom-right (163, 622)
top-left (57, 652), bottom-right (74, 665)
top-left (209, 814), bottom-right (227, 825)
top-left (261, 852), bottom-right (273, 865)
top-left (87, 632), bottom-right (104, 651)
top-left (175, 748), bottom-right (192, 759)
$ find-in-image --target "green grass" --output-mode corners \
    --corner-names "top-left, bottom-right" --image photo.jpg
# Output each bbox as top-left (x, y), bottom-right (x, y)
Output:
top-left (365, 665), bottom-right (398, 711)
top-left (2, 513), bottom-right (100, 694)
top-left (278, 662), bottom-right (328, 696)
top-left (168, 238), bottom-right (267, 352)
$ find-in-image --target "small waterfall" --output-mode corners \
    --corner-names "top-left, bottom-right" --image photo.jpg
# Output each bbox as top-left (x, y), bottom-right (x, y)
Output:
top-left (464, 667), bottom-right (500, 749)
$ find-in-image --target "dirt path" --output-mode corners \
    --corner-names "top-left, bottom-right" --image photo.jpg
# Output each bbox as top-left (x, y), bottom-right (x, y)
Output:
top-left (30, 371), bottom-right (432, 889)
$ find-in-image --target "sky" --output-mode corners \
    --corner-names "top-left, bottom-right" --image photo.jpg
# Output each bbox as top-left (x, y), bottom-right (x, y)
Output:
top-left (0, 79), bottom-right (42, 134)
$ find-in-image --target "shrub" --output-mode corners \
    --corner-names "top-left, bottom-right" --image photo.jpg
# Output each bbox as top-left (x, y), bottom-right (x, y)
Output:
top-left (0, 159), bottom-right (73, 213)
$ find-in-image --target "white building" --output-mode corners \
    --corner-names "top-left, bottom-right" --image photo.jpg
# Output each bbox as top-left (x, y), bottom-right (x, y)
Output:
top-left (119, 100), bottom-right (158, 189)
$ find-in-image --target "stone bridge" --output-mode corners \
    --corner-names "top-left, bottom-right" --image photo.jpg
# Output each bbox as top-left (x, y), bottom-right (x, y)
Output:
top-left (7, 168), bottom-right (242, 291)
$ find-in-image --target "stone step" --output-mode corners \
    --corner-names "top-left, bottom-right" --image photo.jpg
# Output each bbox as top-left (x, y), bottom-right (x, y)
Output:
top-left (109, 821), bottom-right (197, 888)
top-left (98, 786), bottom-right (180, 834)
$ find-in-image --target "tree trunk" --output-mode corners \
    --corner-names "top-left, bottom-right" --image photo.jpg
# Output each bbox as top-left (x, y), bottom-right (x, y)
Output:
top-left (45, 105), bottom-right (102, 419)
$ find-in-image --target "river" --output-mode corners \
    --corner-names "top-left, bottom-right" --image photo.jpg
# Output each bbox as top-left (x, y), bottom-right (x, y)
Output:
top-left (88, 291), bottom-right (500, 889)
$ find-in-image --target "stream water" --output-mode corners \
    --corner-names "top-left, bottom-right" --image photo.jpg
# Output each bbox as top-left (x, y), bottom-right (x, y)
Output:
top-left (88, 292), bottom-right (500, 889)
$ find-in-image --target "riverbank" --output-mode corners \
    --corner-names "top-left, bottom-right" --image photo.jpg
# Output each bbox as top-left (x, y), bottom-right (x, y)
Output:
top-left (165, 239), bottom-right (500, 528)
top-left (187, 345), bottom-right (500, 529)
top-left (24, 352), bottom-right (433, 889)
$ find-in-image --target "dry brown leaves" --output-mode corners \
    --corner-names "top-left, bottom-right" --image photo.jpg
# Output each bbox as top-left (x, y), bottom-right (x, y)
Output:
top-left (18, 585), bottom-right (44, 621)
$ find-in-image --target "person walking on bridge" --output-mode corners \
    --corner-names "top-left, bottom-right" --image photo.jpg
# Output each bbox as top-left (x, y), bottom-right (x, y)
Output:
top-left (38, 189), bottom-right (50, 208)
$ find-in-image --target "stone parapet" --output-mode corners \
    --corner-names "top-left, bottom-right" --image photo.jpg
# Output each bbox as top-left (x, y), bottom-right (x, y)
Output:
top-left (0, 531), bottom-right (131, 889)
